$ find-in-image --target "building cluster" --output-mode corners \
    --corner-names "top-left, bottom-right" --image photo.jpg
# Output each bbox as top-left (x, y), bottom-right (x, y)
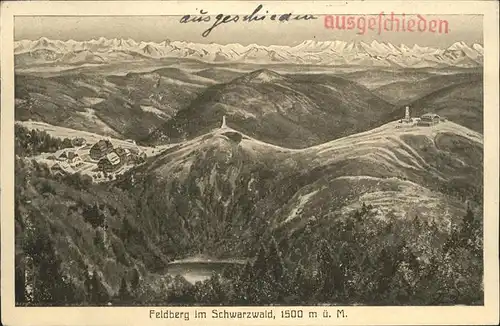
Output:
top-left (90, 139), bottom-right (145, 173)
top-left (49, 149), bottom-right (85, 176)
top-left (49, 137), bottom-right (146, 176)
top-left (399, 106), bottom-right (446, 127)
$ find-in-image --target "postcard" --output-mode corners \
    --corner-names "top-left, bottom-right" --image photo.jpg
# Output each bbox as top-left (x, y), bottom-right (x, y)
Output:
top-left (1, 1), bottom-right (499, 325)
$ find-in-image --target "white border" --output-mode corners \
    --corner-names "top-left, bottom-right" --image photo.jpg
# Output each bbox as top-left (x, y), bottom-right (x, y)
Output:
top-left (1, 1), bottom-right (499, 325)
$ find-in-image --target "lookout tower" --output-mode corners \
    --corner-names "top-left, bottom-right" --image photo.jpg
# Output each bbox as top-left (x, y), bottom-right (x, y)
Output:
top-left (399, 105), bottom-right (412, 124)
top-left (221, 115), bottom-right (227, 129)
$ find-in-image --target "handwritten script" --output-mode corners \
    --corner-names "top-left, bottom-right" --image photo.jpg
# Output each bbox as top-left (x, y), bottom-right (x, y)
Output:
top-left (179, 5), bottom-right (318, 37)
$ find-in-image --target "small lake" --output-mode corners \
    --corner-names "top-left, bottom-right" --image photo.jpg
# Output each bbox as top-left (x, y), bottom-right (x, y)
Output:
top-left (166, 259), bottom-right (246, 284)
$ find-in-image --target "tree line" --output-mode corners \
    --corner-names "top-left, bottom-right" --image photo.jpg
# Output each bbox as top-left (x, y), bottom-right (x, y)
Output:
top-left (14, 151), bottom-right (483, 306)
top-left (128, 203), bottom-right (483, 306)
top-left (15, 201), bottom-right (483, 306)
top-left (15, 124), bottom-right (73, 157)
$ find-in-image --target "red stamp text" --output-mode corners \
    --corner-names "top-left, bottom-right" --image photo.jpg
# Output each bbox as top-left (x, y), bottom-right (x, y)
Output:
top-left (324, 13), bottom-right (449, 35)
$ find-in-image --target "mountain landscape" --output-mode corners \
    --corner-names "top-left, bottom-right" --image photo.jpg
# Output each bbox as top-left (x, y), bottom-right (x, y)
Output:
top-left (14, 68), bottom-right (214, 139)
top-left (14, 65), bottom-right (483, 146)
top-left (15, 119), bottom-right (484, 306)
top-left (371, 72), bottom-right (483, 105)
top-left (122, 121), bottom-right (483, 258)
top-left (15, 37), bottom-right (484, 70)
top-left (13, 36), bottom-right (484, 307)
top-left (145, 69), bottom-right (399, 148)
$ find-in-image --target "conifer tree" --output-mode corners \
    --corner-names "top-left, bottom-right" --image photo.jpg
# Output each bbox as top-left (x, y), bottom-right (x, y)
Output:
top-left (316, 240), bottom-right (339, 302)
top-left (266, 237), bottom-right (287, 302)
top-left (118, 277), bottom-right (131, 303)
top-left (292, 264), bottom-right (307, 301)
top-left (131, 268), bottom-right (140, 292)
top-left (90, 270), bottom-right (109, 305)
top-left (460, 206), bottom-right (475, 245)
top-left (268, 238), bottom-right (285, 284)
top-left (84, 270), bottom-right (92, 303)
top-left (252, 245), bottom-right (268, 279)
top-left (236, 261), bottom-right (254, 303)
top-left (15, 256), bottom-right (26, 304)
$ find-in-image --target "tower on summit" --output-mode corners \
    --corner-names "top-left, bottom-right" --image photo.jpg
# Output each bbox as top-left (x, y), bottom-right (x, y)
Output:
top-left (400, 105), bottom-right (412, 123)
top-left (405, 106), bottom-right (410, 121)
top-left (221, 115), bottom-right (227, 128)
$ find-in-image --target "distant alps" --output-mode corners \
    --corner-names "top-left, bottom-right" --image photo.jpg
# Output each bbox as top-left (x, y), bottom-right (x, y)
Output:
top-left (15, 37), bottom-right (483, 68)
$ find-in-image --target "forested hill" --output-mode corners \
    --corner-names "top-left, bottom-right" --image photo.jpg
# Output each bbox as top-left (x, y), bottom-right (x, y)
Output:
top-left (14, 123), bottom-right (484, 306)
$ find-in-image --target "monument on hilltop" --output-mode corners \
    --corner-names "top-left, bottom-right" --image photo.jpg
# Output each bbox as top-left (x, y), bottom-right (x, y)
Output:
top-left (221, 115), bottom-right (227, 128)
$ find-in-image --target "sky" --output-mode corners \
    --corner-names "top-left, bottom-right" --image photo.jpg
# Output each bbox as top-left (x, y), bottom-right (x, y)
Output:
top-left (15, 14), bottom-right (483, 47)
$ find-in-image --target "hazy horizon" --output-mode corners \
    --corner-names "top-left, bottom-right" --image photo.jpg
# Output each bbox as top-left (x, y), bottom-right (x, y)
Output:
top-left (15, 14), bottom-right (483, 47)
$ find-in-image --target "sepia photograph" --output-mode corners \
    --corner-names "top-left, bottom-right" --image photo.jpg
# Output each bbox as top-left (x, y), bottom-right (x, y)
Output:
top-left (1, 1), bottom-right (499, 325)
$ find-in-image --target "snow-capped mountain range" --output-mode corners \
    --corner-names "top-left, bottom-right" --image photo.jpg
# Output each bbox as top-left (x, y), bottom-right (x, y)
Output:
top-left (15, 37), bottom-right (483, 68)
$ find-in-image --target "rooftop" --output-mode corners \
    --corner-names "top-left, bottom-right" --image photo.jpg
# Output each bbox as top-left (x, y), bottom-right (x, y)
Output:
top-left (421, 113), bottom-right (440, 118)
top-left (93, 139), bottom-right (113, 150)
top-left (52, 162), bottom-right (75, 173)
top-left (106, 152), bottom-right (121, 165)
